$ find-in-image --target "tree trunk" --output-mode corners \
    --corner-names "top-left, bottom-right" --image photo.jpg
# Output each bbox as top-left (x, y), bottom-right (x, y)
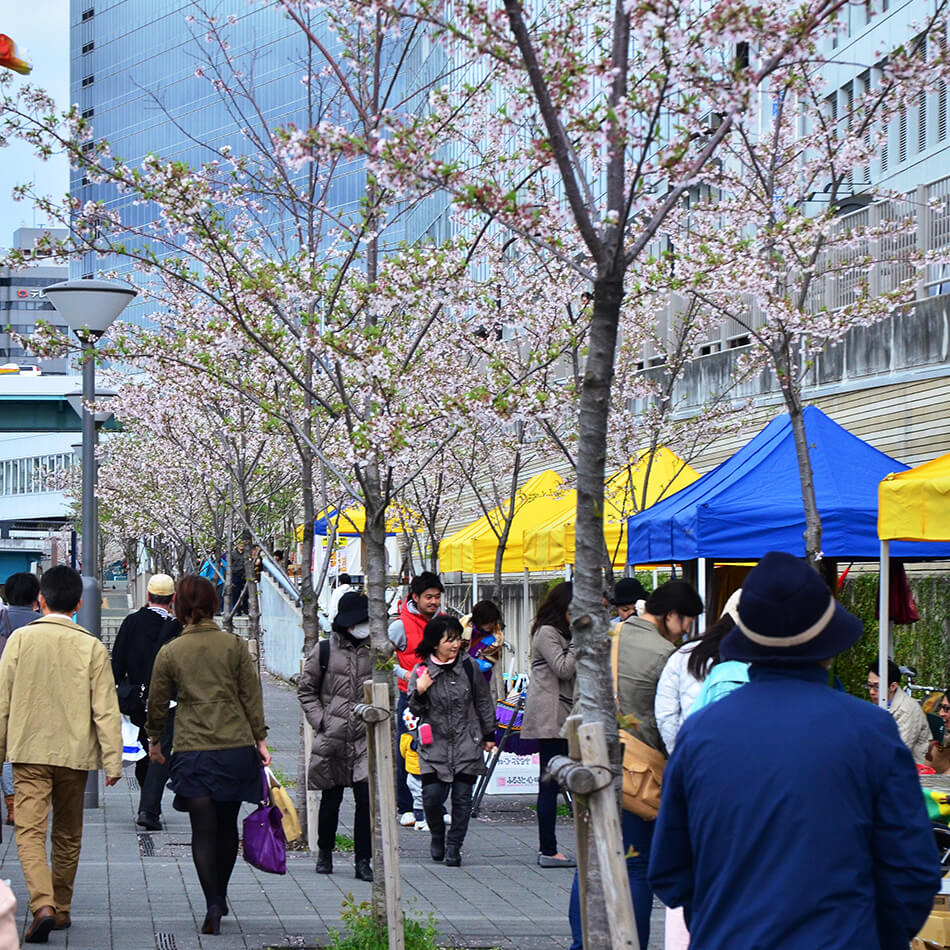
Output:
top-left (571, 267), bottom-right (632, 950)
top-left (299, 444), bottom-right (320, 654)
top-left (777, 348), bottom-right (822, 569)
top-left (363, 461), bottom-right (402, 933)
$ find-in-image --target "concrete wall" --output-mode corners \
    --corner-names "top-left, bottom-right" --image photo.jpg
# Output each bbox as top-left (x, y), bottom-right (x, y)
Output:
top-left (259, 573), bottom-right (305, 680)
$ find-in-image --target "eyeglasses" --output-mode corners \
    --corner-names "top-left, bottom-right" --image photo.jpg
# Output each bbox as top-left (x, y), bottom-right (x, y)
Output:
top-left (866, 682), bottom-right (879, 691)
top-left (940, 704), bottom-right (950, 713)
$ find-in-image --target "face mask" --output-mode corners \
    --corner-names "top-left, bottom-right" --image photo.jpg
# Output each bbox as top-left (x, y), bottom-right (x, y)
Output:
top-left (350, 621), bottom-right (370, 640)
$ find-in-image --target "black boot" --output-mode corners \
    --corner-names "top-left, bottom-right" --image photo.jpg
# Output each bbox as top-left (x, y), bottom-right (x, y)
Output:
top-left (430, 833), bottom-right (445, 862)
top-left (354, 858), bottom-right (373, 882)
top-left (315, 849), bottom-right (333, 874)
top-left (444, 843), bottom-right (461, 867)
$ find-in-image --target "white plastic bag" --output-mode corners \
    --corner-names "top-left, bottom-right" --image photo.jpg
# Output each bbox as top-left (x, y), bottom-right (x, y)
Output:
top-left (121, 714), bottom-right (146, 762)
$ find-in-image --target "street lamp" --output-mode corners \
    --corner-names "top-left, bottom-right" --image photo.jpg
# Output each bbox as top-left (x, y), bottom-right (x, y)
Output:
top-left (45, 280), bottom-right (135, 632)
top-left (46, 280), bottom-right (135, 806)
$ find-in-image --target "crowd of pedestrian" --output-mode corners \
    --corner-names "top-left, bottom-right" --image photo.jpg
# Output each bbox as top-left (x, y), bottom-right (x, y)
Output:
top-left (0, 554), bottom-right (942, 948)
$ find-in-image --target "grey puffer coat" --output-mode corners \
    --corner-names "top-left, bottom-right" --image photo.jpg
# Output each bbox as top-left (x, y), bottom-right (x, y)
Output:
top-left (407, 655), bottom-right (496, 782)
top-left (298, 631), bottom-right (373, 790)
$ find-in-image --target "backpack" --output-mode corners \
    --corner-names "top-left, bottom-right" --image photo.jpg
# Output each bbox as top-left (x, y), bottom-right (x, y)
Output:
top-left (0, 607), bottom-right (12, 660)
top-left (688, 660), bottom-right (750, 717)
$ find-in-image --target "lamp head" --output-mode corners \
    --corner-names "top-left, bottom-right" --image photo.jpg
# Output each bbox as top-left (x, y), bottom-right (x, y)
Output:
top-left (43, 279), bottom-right (137, 340)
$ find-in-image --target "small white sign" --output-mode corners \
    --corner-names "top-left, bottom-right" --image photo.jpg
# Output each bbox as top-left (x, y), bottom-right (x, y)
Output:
top-left (483, 750), bottom-right (539, 795)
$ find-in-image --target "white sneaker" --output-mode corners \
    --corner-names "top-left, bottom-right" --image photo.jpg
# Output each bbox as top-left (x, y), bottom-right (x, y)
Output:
top-left (444, 813), bottom-right (452, 826)
top-left (414, 820), bottom-right (429, 832)
top-left (399, 812), bottom-right (416, 826)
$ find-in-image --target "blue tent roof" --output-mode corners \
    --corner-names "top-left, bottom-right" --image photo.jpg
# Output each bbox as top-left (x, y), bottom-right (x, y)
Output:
top-left (626, 406), bottom-right (950, 562)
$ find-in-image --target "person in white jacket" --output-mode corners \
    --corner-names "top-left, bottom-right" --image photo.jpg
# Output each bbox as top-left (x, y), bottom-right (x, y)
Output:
top-left (867, 658), bottom-right (933, 764)
top-left (654, 588), bottom-right (742, 950)
top-left (655, 590), bottom-right (743, 755)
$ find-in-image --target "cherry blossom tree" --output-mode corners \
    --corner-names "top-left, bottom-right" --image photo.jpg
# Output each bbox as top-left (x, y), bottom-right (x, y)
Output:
top-left (665, 16), bottom-right (950, 567)
top-left (326, 0), bottom-right (929, 943)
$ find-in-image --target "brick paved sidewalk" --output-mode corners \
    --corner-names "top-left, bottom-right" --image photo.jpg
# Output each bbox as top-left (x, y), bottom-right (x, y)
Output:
top-left (0, 673), bottom-right (663, 949)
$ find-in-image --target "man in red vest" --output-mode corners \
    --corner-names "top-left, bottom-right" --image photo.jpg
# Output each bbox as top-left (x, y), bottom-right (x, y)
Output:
top-left (388, 572), bottom-right (445, 824)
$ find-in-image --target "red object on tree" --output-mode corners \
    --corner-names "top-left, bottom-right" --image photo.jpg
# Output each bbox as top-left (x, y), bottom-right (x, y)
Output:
top-left (0, 34), bottom-right (31, 75)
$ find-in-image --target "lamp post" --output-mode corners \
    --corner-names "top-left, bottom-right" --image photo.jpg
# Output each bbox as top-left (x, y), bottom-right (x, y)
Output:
top-left (45, 280), bottom-right (136, 807)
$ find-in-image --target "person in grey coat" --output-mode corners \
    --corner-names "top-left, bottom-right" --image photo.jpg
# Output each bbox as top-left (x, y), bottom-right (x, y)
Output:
top-left (521, 581), bottom-right (576, 868)
top-left (408, 615), bottom-right (496, 867)
top-left (298, 592), bottom-right (374, 882)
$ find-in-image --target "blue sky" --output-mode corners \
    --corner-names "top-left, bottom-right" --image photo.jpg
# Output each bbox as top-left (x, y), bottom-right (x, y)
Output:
top-left (1, 0), bottom-right (69, 247)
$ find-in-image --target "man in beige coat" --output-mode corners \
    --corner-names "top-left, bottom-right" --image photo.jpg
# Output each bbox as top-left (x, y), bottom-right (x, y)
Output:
top-left (0, 565), bottom-right (122, 943)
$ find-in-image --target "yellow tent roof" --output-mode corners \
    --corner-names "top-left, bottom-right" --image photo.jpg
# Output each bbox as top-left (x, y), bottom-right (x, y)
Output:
top-left (878, 453), bottom-right (950, 541)
top-left (296, 503), bottom-right (408, 540)
top-left (440, 470), bottom-right (566, 573)
top-left (523, 448), bottom-right (699, 571)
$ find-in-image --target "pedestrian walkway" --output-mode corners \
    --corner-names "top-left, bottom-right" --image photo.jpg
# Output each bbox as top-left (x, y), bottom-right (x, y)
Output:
top-left (0, 673), bottom-right (664, 949)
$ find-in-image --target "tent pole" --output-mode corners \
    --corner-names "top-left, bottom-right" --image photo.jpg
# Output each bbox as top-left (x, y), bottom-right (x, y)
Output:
top-left (879, 540), bottom-right (890, 708)
top-left (697, 558), bottom-right (707, 635)
top-left (472, 572), bottom-right (478, 610)
top-left (522, 568), bottom-right (529, 634)
top-left (523, 568), bottom-right (530, 681)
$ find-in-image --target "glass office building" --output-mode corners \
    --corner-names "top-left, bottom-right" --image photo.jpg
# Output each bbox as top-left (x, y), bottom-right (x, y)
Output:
top-left (68, 0), bottom-right (377, 323)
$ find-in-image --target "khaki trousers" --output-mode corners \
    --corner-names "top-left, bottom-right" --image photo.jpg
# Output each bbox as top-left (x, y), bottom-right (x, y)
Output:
top-left (12, 764), bottom-right (87, 913)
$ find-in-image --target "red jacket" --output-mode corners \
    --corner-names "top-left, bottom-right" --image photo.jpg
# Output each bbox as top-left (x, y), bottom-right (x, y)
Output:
top-left (395, 599), bottom-right (429, 693)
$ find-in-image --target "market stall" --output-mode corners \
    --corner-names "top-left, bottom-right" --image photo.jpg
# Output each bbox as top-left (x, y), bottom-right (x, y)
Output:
top-left (877, 453), bottom-right (950, 711)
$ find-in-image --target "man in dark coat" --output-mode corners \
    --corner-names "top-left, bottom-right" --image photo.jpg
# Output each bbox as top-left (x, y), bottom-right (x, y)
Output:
top-left (648, 551), bottom-right (940, 950)
top-left (111, 574), bottom-right (181, 831)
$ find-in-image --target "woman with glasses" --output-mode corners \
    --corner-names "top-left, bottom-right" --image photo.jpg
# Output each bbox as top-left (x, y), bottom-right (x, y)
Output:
top-left (926, 692), bottom-right (950, 773)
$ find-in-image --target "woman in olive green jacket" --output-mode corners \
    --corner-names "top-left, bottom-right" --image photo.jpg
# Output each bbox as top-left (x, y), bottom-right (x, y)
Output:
top-left (147, 575), bottom-right (269, 936)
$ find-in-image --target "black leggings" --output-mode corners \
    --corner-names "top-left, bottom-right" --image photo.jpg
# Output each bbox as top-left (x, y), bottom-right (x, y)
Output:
top-left (183, 796), bottom-right (241, 913)
top-left (422, 773), bottom-right (477, 848)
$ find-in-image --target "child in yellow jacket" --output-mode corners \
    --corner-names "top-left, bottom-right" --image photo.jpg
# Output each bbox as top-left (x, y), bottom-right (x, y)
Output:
top-left (400, 708), bottom-right (425, 830)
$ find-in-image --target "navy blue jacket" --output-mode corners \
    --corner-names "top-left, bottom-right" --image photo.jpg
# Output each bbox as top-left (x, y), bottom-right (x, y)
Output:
top-left (648, 664), bottom-right (940, 950)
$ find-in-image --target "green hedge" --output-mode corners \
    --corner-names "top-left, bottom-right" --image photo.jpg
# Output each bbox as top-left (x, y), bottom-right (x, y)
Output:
top-left (834, 573), bottom-right (950, 699)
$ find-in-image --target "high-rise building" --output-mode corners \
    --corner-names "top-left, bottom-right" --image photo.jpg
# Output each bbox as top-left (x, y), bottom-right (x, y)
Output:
top-left (0, 227), bottom-right (70, 373)
top-left (69, 1), bottom-right (371, 323)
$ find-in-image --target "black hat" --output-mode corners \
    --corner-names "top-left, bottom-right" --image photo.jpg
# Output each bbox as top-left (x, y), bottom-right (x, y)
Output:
top-left (720, 551), bottom-right (863, 663)
top-left (335, 591), bottom-right (369, 629)
top-left (611, 577), bottom-right (648, 607)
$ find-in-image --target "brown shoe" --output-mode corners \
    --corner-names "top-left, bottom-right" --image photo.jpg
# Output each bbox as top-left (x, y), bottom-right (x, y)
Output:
top-left (24, 906), bottom-right (55, 943)
top-left (54, 910), bottom-right (71, 930)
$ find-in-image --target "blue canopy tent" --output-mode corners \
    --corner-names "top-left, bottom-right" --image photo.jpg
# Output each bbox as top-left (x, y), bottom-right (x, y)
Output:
top-left (627, 406), bottom-right (950, 563)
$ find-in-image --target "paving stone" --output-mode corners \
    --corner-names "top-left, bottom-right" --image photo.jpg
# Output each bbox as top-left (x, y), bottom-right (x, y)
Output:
top-left (0, 672), bottom-right (664, 949)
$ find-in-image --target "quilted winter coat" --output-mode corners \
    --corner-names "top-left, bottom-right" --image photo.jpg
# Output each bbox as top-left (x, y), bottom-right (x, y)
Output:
top-left (298, 630), bottom-right (373, 789)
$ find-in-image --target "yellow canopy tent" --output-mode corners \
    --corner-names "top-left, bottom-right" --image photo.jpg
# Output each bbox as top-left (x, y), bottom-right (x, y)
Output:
top-left (877, 453), bottom-right (950, 709)
top-left (295, 503), bottom-right (408, 540)
top-left (439, 470), bottom-right (566, 573)
top-left (878, 453), bottom-right (950, 541)
top-left (523, 448), bottom-right (699, 572)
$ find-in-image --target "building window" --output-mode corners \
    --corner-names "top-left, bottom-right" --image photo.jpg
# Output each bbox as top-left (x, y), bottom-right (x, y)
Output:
top-left (82, 108), bottom-right (94, 119)
top-left (81, 75), bottom-right (94, 88)
top-left (81, 7), bottom-right (94, 20)
top-left (82, 41), bottom-right (94, 54)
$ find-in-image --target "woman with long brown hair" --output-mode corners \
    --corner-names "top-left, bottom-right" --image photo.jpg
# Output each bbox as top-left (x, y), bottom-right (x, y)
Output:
top-left (146, 575), bottom-right (269, 936)
top-left (521, 581), bottom-right (576, 868)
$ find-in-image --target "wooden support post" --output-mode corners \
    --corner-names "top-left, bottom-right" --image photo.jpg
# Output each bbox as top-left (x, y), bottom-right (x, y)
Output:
top-left (566, 716), bottom-right (591, 950)
top-left (578, 722), bottom-right (639, 950)
top-left (362, 680), bottom-right (405, 950)
top-left (303, 715), bottom-right (318, 852)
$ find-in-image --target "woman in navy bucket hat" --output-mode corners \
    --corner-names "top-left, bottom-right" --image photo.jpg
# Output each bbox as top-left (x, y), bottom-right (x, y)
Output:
top-left (649, 552), bottom-right (939, 950)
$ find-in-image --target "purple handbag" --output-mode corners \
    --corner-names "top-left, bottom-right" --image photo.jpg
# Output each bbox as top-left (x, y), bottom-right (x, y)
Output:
top-left (242, 768), bottom-right (286, 874)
